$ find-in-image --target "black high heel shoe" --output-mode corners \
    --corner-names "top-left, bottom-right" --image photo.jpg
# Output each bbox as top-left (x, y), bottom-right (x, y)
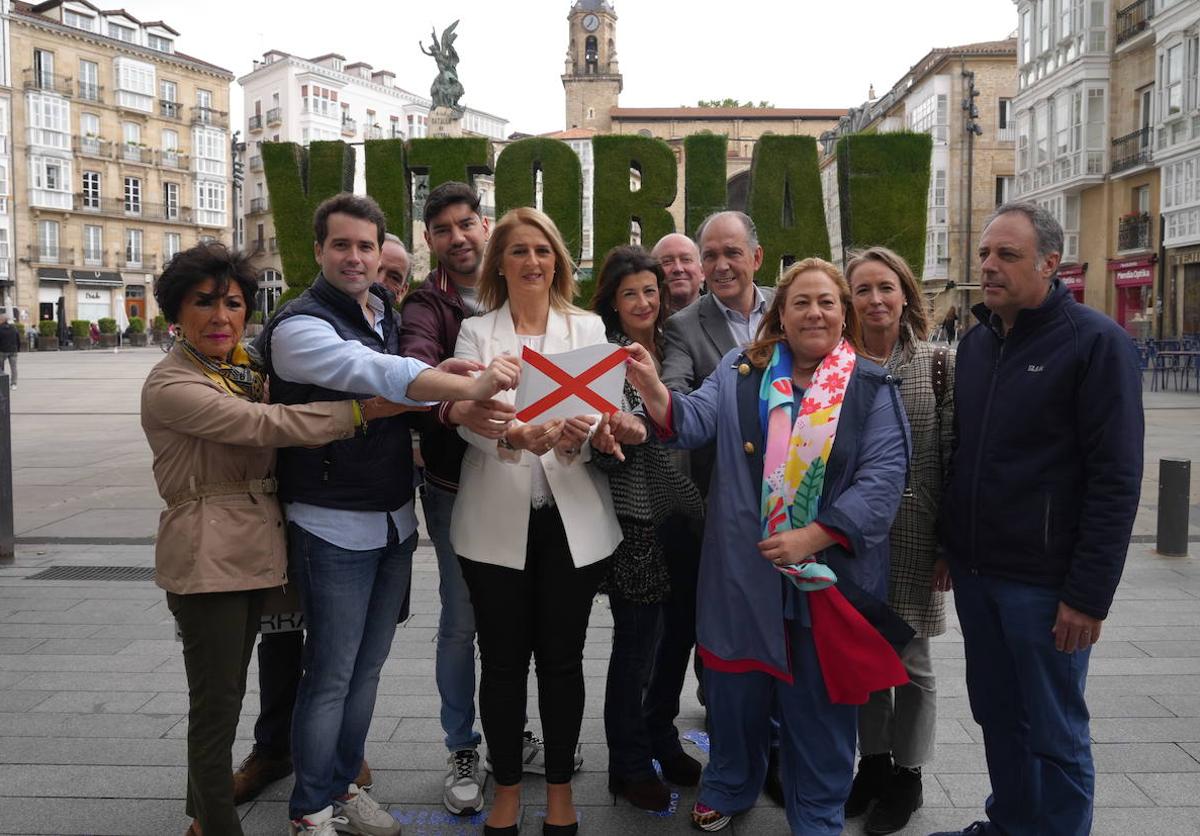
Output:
top-left (542, 823), bottom-right (578, 835)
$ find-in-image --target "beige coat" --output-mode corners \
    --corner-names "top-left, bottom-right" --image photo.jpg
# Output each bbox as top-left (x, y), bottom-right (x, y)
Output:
top-left (141, 348), bottom-right (357, 595)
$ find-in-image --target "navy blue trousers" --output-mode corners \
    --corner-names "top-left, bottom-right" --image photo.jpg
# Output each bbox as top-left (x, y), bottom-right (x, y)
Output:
top-left (698, 622), bottom-right (856, 835)
top-left (951, 566), bottom-right (1094, 836)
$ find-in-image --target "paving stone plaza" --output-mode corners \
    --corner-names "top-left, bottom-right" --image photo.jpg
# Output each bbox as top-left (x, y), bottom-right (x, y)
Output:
top-left (2, 348), bottom-right (1199, 835)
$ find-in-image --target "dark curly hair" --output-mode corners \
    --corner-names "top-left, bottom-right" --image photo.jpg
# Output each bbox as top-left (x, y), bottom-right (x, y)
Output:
top-left (154, 242), bottom-right (259, 323)
top-left (589, 245), bottom-right (668, 351)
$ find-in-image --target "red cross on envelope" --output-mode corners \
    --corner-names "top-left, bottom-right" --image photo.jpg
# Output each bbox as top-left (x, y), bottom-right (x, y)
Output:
top-left (515, 345), bottom-right (627, 423)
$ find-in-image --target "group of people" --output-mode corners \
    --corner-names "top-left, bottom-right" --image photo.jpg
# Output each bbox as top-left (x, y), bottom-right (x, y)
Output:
top-left (140, 183), bottom-right (1144, 836)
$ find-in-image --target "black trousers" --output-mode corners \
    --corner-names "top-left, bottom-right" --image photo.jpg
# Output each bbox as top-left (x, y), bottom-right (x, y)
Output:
top-left (460, 505), bottom-right (608, 786)
top-left (254, 628), bottom-right (303, 758)
top-left (167, 589), bottom-right (265, 835)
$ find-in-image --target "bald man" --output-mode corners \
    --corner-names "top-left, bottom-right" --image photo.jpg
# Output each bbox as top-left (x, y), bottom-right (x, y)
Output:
top-left (378, 233), bottom-right (412, 302)
top-left (652, 233), bottom-right (704, 313)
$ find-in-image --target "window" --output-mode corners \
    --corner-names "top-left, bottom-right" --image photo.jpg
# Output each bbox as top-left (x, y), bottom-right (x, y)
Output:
top-left (0, 162), bottom-right (8, 208)
top-left (81, 171), bottom-right (100, 209)
top-left (113, 57), bottom-right (155, 112)
top-left (77, 60), bottom-right (99, 101)
top-left (995, 176), bottom-right (1014, 206)
top-left (1136, 185), bottom-right (1151, 214)
top-left (162, 129), bottom-right (178, 152)
top-left (164, 182), bottom-right (179, 220)
top-left (192, 127), bottom-right (226, 177)
top-left (998, 98), bottom-right (1013, 129)
top-left (302, 84), bottom-right (338, 117)
top-left (107, 22), bottom-right (135, 42)
top-left (1020, 9), bottom-right (1033, 64)
top-left (125, 229), bottom-right (143, 266)
top-left (124, 177), bottom-right (141, 214)
top-left (164, 232), bottom-right (181, 260)
top-left (38, 220), bottom-right (59, 259)
top-left (64, 9), bottom-right (95, 31)
top-left (1035, 102), bottom-right (1049, 164)
top-left (80, 112), bottom-right (100, 142)
top-left (196, 89), bottom-right (213, 110)
top-left (27, 94), bottom-right (70, 148)
top-left (1055, 93), bottom-right (1072, 157)
top-left (1165, 44), bottom-right (1184, 116)
top-left (195, 180), bottom-right (227, 226)
top-left (83, 225), bottom-right (103, 265)
top-left (1038, 0), bottom-right (1052, 53)
top-left (123, 122), bottom-right (141, 146)
top-left (161, 79), bottom-right (177, 102)
top-left (33, 48), bottom-right (54, 88)
top-left (30, 157), bottom-right (70, 194)
top-left (932, 169), bottom-right (947, 207)
top-left (147, 34), bottom-right (173, 53)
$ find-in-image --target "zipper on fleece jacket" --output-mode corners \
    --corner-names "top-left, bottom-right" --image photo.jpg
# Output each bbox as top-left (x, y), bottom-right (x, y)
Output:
top-left (968, 335), bottom-right (1007, 575)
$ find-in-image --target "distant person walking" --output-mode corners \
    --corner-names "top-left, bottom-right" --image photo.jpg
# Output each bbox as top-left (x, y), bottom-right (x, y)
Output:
top-left (941, 306), bottom-right (958, 345)
top-left (0, 316), bottom-right (18, 389)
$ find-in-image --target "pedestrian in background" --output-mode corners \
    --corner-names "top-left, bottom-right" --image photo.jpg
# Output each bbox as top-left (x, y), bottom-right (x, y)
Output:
top-left (0, 315), bottom-right (18, 389)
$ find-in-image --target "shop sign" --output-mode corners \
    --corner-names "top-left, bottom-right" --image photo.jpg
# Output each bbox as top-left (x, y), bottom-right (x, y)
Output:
top-left (1109, 256), bottom-right (1155, 288)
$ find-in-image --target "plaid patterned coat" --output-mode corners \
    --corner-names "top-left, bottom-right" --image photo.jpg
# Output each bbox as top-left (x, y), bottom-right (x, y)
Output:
top-left (882, 338), bottom-right (955, 637)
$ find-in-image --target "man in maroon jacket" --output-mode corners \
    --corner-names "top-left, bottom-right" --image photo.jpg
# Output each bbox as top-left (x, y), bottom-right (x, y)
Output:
top-left (400, 182), bottom-right (565, 816)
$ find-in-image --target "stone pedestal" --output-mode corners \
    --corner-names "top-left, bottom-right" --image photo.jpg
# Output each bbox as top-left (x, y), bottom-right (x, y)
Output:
top-left (428, 107), bottom-right (464, 137)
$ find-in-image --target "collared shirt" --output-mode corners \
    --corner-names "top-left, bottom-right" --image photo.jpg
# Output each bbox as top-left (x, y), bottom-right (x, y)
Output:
top-left (271, 292), bottom-right (434, 551)
top-left (712, 286), bottom-right (768, 347)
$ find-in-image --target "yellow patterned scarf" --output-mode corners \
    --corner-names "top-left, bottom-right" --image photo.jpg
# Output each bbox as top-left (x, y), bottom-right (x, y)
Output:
top-left (178, 336), bottom-right (264, 402)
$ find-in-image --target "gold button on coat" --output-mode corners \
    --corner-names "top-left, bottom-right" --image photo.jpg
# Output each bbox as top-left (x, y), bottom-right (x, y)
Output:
top-left (738, 363), bottom-right (751, 376)
top-left (744, 441), bottom-right (755, 454)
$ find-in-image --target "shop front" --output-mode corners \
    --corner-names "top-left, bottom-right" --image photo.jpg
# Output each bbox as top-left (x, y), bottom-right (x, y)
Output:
top-left (71, 270), bottom-right (123, 323)
top-left (36, 267), bottom-right (68, 328)
top-left (1165, 245), bottom-right (1200, 337)
top-left (1058, 263), bottom-right (1086, 303)
top-left (1109, 256), bottom-right (1156, 339)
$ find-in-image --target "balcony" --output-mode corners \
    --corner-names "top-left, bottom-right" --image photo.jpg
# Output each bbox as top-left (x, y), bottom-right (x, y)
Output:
top-left (365, 124), bottom-right (384, 140)
top-left (248, 114), bottom-right (263, 132)
top-left (28, 245), bottom-right (74, 264)
top-left (249, 155), bottom-right (262, 171)
top-left (1118, 213), bottom-right (1152, 252)
top-left (1111, 127), bottom-right (1153, 174)
top-left (23, 68), bottom-right (73, 96)
top-left (341, 117), bottom-right (357, 136)
top-left (121, 144), bottom-right (154, 165)
top-left (159, 150), bottom-right (189, 170)
top-left (192, 106), bottom-right (229, 128)
top-left (266, 107), bottom-right (282, 126)
top-left (159, 99), bottom-right (182, 120)
top-left (997, 126), bottom-right (1016, 142)
top-left (29, 188), bottom-right (73, 210)
top-left (249, 197), bottom-right (270, 214)
top-left (82, 251), bottom-right (108, 267)
top-left (75, 196), bottom-right (195, 223)
top-left (77, 82), bottom-right (103, 103)
top-left (251, 238), bottom-right (266, 254)
top-left (121, 254), bottom-right (157, 271)
top-left (75, 136), bottom-right (112, 158)
top-left (269, 237), bottom-right (279, 253)
top-left (1116, 0), bottom-right (1153, 46)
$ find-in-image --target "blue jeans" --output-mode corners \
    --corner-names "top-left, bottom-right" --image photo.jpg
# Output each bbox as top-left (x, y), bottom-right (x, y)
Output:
top-left (287, 522), bottom-right (416, 819)
top-left (951, 567), bottom-right (1094, 836)
top-left (605, 593), bottom-right (663, 782)
top-left (420, 482), bottom-right (482, 752)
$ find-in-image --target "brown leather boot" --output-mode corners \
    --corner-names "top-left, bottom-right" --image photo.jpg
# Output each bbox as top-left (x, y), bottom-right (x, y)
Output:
top-left (232, 746), bottom-right (293, 805)
top-left (355, 758), bottom-right (373, 791)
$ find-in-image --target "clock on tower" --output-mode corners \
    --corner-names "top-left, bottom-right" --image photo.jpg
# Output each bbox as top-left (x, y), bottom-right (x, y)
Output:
top-left (562, 1), bottom-right (622, 131)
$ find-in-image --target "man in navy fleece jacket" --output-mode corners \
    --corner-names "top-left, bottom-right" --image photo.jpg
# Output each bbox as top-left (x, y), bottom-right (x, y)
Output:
top-left (932, 202), bottom-right (1144, 836)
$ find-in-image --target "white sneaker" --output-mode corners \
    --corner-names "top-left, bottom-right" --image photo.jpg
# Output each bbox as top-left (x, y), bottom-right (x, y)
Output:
top-left (290, 806), bottom-right (349, 836)
top-left (333, 784), bottom-right (401, 836)
top-left (443, 748), bottom-right (483, 815)
top-left (484, 731), bottom-right (583, 775)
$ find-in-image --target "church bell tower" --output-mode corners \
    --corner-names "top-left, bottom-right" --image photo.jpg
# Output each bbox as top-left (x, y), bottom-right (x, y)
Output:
top-left (562, 0), bottom-right (621, 131)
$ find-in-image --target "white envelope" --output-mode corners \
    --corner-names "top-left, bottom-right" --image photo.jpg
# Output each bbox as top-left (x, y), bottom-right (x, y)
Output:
top-left (514, 343), bottom-right (628, 423)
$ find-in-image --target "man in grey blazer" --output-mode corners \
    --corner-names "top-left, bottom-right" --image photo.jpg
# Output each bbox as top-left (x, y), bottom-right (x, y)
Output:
top-left (661, 211), bottom-right (776, 496)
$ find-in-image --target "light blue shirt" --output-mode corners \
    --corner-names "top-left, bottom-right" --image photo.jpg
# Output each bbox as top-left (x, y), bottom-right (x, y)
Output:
top-left (712, 286), bottom-right (768, 347)
top-left (271, 293), bottom-right (433, 551)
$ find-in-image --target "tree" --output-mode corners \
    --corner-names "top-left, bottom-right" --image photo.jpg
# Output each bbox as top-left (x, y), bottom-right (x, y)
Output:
top-left (694, 98), bottom-right (774, 108)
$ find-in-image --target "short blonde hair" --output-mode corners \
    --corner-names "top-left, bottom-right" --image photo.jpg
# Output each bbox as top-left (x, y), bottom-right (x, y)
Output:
top-left (745, 258), bottom-right (862, 368)
top-left (844, 246), bottom-right (931, 341)
top-left (479, 207), bottom-right (578, 313)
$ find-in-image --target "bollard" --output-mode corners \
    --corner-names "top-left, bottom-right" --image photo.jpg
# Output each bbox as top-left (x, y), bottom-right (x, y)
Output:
top-left (0, 374), bottom-right (11, 563)
top-left (1156, 458), bottom-right (1191, 557)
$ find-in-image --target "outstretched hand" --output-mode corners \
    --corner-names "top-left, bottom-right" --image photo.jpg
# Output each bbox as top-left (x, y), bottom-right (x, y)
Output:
top-left (467, 354), bottom-right (521, 400)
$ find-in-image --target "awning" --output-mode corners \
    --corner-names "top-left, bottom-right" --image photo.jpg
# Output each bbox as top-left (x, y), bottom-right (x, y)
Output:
top-left (36, 267), bottom-right (69, 282)
top-left (1108, 256), bottom-right (1155, 289)
top-left (70, 270), bottom-right (123, 287)
top-left (1058, 263), bottom-right (1086, 289)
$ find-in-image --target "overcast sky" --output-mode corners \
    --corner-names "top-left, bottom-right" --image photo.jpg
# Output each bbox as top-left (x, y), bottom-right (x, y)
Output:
top-left (131, 0), bottom-right (1018, 135)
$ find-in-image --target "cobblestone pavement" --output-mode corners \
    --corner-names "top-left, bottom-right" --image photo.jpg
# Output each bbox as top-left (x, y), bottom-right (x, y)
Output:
top-left (0, 348), bottom-right (1198, 835)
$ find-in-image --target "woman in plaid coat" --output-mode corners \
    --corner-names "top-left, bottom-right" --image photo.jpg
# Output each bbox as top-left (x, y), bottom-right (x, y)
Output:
top-left (844, 247), bottom-right (956, 835)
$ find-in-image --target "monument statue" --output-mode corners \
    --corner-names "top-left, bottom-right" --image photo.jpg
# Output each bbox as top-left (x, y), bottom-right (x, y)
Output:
top-left (420, 21), bottom-right (465, 115)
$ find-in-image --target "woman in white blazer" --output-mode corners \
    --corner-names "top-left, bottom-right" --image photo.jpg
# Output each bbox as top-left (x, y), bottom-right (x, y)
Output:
top-left (451, 207), bottom-right (622, 836)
